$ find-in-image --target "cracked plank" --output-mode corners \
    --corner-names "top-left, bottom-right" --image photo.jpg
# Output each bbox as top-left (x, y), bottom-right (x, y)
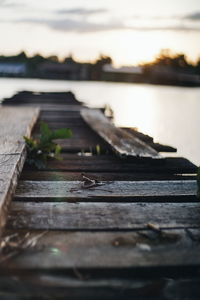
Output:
top-left (81, 109), bottom-right (160, 158)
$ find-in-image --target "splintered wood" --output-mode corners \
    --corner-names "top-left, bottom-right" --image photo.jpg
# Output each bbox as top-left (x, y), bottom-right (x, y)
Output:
top-left (0, 106), bottom-right (39, 233)
top-left (81, 108), bottom-right (160, 158)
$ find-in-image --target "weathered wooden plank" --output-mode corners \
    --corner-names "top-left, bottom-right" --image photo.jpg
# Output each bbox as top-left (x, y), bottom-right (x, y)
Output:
top-left (7, 202), bottom-right (200, 230)
top-left (122, 128), bottom-right (177, 153)
top-left (20, 171), bottom-right (196, 181)
top-left (4, 104), bottom-right (84, 111)
top-left (40, 156), bottom-right (196, 173)
top-left (2, 91), bottom-right (80, 105)
top-left (0, 106), bottom-right (39, 233)
top-left (0, 106), bottom-right (39, 154)
top-left (15, 180), bottom-right (197, 201)
top-left (0, 274), bottom-right (200, 300)
top-left (1, 229), bottom-right (200, 270)
top-left (81, 109), bottom-right (160, 158)
top-left (122, 127), bottom-right (154, 143)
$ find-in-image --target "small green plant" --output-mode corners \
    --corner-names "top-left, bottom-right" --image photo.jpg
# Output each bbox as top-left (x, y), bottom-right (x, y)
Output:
top-left (197, 167), bottom-right (200, 199)
top-left (24, 121), bottom-right (72, 169)
top-left (96, 144), bottom-right (101, 155)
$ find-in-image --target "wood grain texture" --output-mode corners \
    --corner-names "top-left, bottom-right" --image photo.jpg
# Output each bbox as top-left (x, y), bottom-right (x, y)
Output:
top-left (2, 229), bottom-right (200, 270)
top-left (12, 104), bottom-right (84, 111)
top-left (81, 109), bottom-right (160, 158)
top-left (7, 202), bottom-right (200, 230)
top-left (0, 106), bottom-right (39, 233)
top-left (1, 274), bottom-right (200, 300)
top-left (41, 156), bottom-right (196, 174)
top-left (122, 128), bottom-right (177, 153)
top-left (2, 91), bottom-right (200, 293)
top-left (0, 106), bottom-right (39, 154)
top-left (20, 171), bottom-right (196, 181)
top-left (15, 180), bottom-right (197, 201)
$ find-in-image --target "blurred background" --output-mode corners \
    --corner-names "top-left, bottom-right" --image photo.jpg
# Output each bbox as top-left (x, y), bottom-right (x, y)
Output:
top-left (0, 0), bottom-right (200, 165)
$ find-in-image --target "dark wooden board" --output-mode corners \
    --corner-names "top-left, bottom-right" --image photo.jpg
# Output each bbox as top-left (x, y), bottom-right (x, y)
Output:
top-left (0, 274), bottom-right (200, 300)
top-left (35, 155), bottom-right (197, 173)
top-left (7, 202), bottom-right (200, 230)
top-left (2, 91), bottom-right (80, 105)
top-left (15, 180), bottom-right (197, 202)
top-left (4, 104), bottom-right (84, 111)
top-left (20, 171), bottom-right (196, 181)
top-left (1, 229), bottom-right (200, 270)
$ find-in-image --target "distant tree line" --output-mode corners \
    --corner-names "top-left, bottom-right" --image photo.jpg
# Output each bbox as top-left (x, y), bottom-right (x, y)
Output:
top-left (1, 49), bottom-right (200, 73)
top-left (142, 49), bottom-right (200, 75)
top-left (0, 50), bottom-right (200, 86)
top-left (0, 51), bottom-right (112, 77)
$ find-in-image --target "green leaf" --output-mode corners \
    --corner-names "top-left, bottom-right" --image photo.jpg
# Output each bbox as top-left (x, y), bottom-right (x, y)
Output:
top-left (23, 136), bottom-right (36, 148)
top-left (39, 121), bottom-right (51, 143)
top-left (54, 144), bottom-right (62, 160)
top-left (51, 128), bottom-right (72, 140)
top-left (96, 144), bottom-right (101, 155)
top-left (24, 121), bottom-right (72, 170)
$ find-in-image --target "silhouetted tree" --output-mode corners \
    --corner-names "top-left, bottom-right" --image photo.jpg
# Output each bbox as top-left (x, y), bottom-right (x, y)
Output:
top-left (94, 55), bottom-right (112, 67)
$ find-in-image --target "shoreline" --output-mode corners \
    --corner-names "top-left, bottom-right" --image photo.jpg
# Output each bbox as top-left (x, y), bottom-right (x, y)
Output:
top-left (1, 75), bottom-right (200, 88)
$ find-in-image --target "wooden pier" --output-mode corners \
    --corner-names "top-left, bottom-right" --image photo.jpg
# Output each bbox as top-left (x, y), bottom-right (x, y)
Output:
top-left (0, 90), bottom-right (199, 299)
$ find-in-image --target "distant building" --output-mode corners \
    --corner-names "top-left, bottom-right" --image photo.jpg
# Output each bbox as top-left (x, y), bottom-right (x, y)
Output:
top-left (102, 64), bottom-right (143, 82)
top-left (38, 57), bottom-right (91, 80)
top-left (103, 64), bottom-right (142, 74)
top-left (0, 63), bottom-right (26, 76)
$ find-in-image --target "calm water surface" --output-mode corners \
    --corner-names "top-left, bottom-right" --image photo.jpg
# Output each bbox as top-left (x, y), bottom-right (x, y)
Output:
top-left (0, 78), bottom-right (199, 166)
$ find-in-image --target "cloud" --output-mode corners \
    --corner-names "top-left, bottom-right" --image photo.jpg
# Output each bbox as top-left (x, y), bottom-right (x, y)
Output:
top-left (57, 8), bottom-right (107, 16)
top-left (133, 25), bottom-right (200, 32)
top-left (9, 16), bottom-right (200, 33)
top-left (183, 12), bottom-right (200, 21)
top-left (15, 17), bottom-right (126, 33)
top-left (130, 12), bottom-right (200, 22)
top-left (0, 0), bottom-right (25, 8)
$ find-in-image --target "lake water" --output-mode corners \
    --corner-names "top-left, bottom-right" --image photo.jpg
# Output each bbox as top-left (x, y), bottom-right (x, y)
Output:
top-left (0, 77), bottom-right (199, 166)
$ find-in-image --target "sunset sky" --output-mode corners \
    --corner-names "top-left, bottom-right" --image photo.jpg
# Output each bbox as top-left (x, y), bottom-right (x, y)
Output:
top-left (0, 0), bottom-right (200, 66)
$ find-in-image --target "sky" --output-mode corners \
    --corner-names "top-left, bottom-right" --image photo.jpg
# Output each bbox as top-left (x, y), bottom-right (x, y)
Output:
top-left (0, 0), bottom-right (200, 66)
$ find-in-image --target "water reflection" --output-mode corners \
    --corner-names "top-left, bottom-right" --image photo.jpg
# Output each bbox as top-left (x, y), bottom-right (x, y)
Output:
top-left (0, 78), bottom-right (199, 165)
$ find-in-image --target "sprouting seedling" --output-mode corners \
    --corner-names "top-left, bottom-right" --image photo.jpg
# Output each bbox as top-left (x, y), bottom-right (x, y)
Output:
top-left (197, 166), bottom-right (200, 199)
top-left (24, 121), bottom-right (72, 169)
top-left (96, 144), bottom-right (101, 155)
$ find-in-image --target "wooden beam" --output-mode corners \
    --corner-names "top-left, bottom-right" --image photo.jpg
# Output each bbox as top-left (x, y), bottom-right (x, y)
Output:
top-left (15, 180), bottom-right (197, 201)
top-left (0, 273), bottom-right (200, 300)
top-left (20, 171), bottom-right (196, 181)
top-left (7, 202), bottom-right (200, 230)
top-left (42, 156), bottom-right (196, 174)
top-left (2, 229), bottom-right (200, 270)
top-left (81, 109), bottom-right (160, 158)
top-left (122, 128), bottom-right (177, 153)
top-left (0, 106), bottom-right (39, 234)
